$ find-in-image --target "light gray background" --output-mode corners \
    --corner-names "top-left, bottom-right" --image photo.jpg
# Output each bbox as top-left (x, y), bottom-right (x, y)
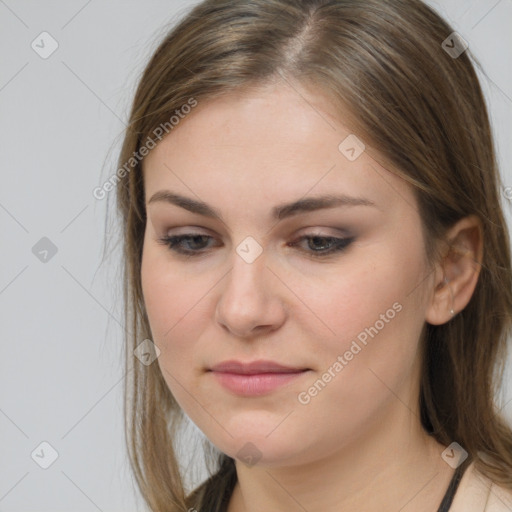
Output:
top-left (1, 1), bottom-right (511, 511)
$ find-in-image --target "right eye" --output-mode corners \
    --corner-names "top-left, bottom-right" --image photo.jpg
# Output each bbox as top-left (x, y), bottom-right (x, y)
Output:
top-left (157, 233), bottom-right (216, 256)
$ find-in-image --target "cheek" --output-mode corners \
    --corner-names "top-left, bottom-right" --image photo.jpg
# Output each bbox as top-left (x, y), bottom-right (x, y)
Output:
top-left (291, 241), bottom-right (426, 398)
top-left (140, 246), bottom-right (218, 379)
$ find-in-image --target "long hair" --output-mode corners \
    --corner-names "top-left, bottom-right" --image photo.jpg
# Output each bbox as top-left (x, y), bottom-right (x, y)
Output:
top-left (113, 1), bottom-right (512, 510)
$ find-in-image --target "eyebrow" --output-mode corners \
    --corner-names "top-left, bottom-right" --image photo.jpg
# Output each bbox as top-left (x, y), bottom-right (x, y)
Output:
top-left (147, 191), bottom-right (377, 221)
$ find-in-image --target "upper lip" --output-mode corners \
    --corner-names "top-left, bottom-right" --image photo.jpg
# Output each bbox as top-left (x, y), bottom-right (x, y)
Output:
top-left (209, 359), bottom-right (308, 375)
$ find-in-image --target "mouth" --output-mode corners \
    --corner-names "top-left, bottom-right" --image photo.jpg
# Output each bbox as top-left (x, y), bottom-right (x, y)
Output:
top-left (208, 359), bottom-right (311, 396)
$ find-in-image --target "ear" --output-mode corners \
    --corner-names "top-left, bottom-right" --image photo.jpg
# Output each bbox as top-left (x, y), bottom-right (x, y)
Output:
top-left (425, 215), bottom-right (483, 326)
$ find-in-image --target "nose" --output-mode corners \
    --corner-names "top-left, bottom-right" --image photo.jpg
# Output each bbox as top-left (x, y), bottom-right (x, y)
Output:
top-left (215, 247), bottom-right (287, 339)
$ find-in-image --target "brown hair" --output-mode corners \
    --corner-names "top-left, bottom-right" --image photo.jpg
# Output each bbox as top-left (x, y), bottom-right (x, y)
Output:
top-left (112, 0), bottom-right (512, 510)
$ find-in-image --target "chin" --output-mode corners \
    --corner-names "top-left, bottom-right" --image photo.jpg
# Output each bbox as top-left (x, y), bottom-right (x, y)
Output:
top-left (206, 425), bottom-right (305, 468)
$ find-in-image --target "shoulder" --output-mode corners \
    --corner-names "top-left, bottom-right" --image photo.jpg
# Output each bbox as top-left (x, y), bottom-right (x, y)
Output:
top-left (450, 461), bottom-right (512, 512)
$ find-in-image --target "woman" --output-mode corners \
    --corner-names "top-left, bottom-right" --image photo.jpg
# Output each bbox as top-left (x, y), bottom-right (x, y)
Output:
top-left (114, 0), bottom-right (512, 510)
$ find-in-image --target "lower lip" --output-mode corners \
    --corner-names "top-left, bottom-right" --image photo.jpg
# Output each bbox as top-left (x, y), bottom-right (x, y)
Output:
top-left (210, 371), bottom-right (308, 396)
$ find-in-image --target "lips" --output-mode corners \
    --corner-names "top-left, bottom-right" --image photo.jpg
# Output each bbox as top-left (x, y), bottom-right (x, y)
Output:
top-left (208, 360), bottom-right (310, 396)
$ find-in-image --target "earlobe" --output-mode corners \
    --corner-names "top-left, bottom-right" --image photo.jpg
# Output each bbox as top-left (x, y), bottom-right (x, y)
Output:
top-left (425, 215), bottom-right (483, 326)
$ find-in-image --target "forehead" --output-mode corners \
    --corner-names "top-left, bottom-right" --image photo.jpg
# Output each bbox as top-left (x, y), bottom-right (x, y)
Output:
top-left (142, 82), bottom-right (417, 223)
top-left (146, 82), bottom-right (346, 165)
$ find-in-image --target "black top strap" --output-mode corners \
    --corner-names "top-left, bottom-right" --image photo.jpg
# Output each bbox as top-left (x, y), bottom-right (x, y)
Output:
top-left (436, 459), bottom-right (471, 512)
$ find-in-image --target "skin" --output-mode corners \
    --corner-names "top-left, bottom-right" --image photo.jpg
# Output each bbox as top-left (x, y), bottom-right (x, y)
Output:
top-left (141, 80), bottom-right (483, 512)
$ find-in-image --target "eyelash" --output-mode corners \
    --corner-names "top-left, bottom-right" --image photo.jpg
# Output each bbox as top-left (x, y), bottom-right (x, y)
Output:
top-left (157, 233), bottom-right (355, 258)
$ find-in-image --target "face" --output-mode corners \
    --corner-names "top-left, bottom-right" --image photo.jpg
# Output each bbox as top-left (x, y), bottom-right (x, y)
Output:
top-left (141, 81), bottom-right (432, 468)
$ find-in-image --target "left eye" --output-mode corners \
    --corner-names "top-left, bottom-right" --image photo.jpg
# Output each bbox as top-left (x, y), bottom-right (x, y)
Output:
top-left (157, 233), bottom-right (354, 258)
top-left (290, 235), bottom-right (354, 256)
